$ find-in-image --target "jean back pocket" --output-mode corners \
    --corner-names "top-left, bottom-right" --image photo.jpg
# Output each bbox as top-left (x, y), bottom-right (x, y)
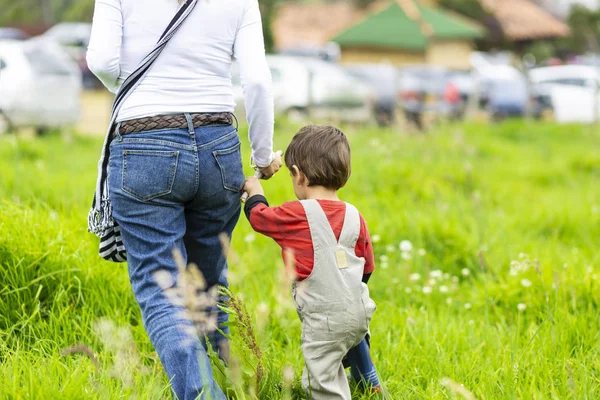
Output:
top-left (122, 150), bottom-right (179, 201)
top-left (213, 143), bottom-right (244, 193)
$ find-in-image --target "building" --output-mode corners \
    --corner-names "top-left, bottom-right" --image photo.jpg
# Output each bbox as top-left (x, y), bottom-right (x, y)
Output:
top-left (331, 0), bottom-right (484, 69)
top-left (533, 0), bottom-right (600, 18)
top-left (481, 0), bottom-right (570, 43)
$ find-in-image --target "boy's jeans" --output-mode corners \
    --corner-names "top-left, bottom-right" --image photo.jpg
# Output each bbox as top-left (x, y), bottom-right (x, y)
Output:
top-left (108, 117), bottom-right (244, 400)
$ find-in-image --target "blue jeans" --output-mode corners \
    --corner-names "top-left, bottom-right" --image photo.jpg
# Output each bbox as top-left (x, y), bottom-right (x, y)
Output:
top-left (108, 114), bottom-right (244, 400)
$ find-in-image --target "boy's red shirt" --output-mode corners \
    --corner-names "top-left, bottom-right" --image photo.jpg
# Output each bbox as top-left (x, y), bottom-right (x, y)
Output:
top-left (247, 199), bottom-right (375, 281)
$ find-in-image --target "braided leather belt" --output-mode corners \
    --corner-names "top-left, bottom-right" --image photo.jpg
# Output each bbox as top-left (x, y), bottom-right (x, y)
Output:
top-left (117, 112), bottom-right (234, 135)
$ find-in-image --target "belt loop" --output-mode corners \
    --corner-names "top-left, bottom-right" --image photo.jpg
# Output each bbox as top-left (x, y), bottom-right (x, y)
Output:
top-left (232, 114), bottom-right (239, 130)
top-left (184, 113), bottom-right (194, 135)
top-left (115, 122), bottom-right (123, 142)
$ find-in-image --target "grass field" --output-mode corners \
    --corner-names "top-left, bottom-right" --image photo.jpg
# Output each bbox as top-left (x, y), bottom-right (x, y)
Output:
top-left (1, 120), bottom-right (599, 399)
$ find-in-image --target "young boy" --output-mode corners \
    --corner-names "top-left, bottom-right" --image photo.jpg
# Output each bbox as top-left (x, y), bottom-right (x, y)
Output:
top-left (243, 125), bottom-right (381, 398)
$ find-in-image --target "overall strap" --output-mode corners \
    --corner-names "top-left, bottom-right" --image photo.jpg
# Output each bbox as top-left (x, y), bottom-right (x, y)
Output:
top-left (338, 203), bottom-right (361, 250)
top-left (300, 200), bottom-right (338, 248)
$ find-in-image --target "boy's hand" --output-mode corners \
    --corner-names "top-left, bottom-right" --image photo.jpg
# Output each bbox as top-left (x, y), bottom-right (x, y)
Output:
top-left (243, 176), bottom-right (264, 198)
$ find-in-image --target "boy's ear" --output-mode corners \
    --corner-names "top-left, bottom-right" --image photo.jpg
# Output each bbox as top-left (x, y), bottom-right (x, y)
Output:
top-left (291, 165), bottom-right (308, 185)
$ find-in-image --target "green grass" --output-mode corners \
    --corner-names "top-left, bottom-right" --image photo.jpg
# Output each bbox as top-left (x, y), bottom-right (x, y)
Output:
top-left (1, 120), bottom-right (599, 399)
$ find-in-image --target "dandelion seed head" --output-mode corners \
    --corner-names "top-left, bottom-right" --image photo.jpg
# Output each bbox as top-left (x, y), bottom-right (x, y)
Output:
top-left (372, 234), bottom-right (381, 243)
top-left (400, 240), bottom-right (413, 252)
top-left (461, 268), bottom-right (470, 277)
top-left (521, 279), bottom-right (532, 288)
top-left (429, 269), bottom-right (443, 279)
top-left (517, 303), bottom-right (526, 312)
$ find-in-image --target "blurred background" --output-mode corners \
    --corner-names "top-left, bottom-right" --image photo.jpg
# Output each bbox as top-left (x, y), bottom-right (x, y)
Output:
top-left (3, 0), bottom-right (600, 134)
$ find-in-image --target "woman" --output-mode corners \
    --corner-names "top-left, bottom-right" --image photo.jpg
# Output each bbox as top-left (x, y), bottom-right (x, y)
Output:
top-left (87, 0), bottom-right (281, 398)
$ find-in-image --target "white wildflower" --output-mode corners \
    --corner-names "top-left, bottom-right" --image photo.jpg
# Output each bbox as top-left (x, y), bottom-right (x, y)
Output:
top-left (443, 273), bottom-right (450, 280)
top-left (451, 276), bottom-right (459, 283)
top-left (464, 303), bottom-right (472, 309)
top-left (422, 286), bottom-right (432, 295)
top-left (401, 252), bottom-right (412, 260)
top-left (372, 234), bottom-right (381, 243)
top-left (517, 303), bottom-right (526, 312)
top-left (404, 287), bottom-right (412, 294)
top-left (418, 249), bottom-right (427, 256)
top-left (409, 273), bottom-right (421, 281)
top-left (439, 285), bottom-right (449, 293)
top-left (381, 262), bottom-right (389, 269)
top-left (461, 268), bottom-right (470, 277)
top-left (386, 245), bottom-right (396, 253)
top-left (446, 298), bottom-right (453, 305)
top-left (379, 255), bottom-right (389, 263)
top-left (468, 320), bottom-right (474, 326)
top-left (244, 233), bottom-right (256, 243)
top-left (521, 279), bottom-right (532, 288)
top-left (592, 205), bottom-right (599, 214)
top-left (587, 266), bottom-right (593, 274)
top-left (400, 240), bottom-right (413, 252)
top-left (427, 279), bottom-right (437, 287)
top-left (429, 270), bottom-right (443, 279)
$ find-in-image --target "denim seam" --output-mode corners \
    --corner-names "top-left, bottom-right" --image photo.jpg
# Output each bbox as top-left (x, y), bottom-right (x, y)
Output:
top-left (213, 143), bottom-right (242, 192)
top-left (121, 150), bottom-right (180, 201)
top-left (197, 129), bottom-right (237, 150)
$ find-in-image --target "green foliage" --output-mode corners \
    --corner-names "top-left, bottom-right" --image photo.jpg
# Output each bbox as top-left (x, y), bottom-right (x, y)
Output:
top-left (437, 0), bottom-right (486, 21)
top-left (559, 4), bottom-right (600, 54)
top-left (1, 119), bottom-right (599, 398)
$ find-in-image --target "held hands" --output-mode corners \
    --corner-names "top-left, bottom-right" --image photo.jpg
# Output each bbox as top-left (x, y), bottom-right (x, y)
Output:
top-left (243, 176), bottom-right (264, 198)
top-left (241, 151), bottom-right (282, 202)
top-left (258, 150), bottom-right (283, 180)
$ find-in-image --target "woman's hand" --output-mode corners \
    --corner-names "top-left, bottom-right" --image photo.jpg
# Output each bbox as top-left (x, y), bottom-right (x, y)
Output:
top-left (259, 151), bottom-right (283, 180)
top-left (244, 176), bottom-right (265, 198)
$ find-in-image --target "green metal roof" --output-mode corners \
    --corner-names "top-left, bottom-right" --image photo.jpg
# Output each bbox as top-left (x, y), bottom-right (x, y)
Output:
top-left (333, 3), bottom-right (485, 51)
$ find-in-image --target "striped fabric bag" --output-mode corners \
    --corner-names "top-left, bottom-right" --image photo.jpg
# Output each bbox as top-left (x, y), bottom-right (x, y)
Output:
top-left (88, 0), bottom-right (198, 262)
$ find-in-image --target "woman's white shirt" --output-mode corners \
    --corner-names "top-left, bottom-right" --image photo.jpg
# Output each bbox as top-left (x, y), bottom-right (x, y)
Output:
top-left (87, 0), bottom-right (274, 167)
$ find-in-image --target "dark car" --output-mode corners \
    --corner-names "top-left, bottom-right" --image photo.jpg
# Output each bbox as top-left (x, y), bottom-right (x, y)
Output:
top-left (343, 63), bottom-right (398, 126)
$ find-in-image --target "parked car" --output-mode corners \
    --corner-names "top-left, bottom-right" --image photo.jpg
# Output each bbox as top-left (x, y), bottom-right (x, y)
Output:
top-left (474, 65), bottom-right (529, 119)
top-left (41, 23), bottom-right (101, 89)
top-left (0, 28), bottom-right (30, 41)
top-left (0, 38), bottom-right (82, 134)
top-left (529, 65), bottom-right (600, 123)
top-left (233, 56), bottom-right (374, 123)
top-left (343, 63), bottom-right (398, 126)
top-left (397, 66), bottom-right (473, 128)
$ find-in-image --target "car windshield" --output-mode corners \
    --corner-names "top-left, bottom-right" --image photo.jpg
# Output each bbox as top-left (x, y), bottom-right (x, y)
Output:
top-left (24, 45), bottom-right (73, 76)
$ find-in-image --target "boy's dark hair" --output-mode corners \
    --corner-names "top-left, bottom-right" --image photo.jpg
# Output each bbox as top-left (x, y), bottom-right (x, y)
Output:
top-left (284, 125), bottom-right (351, 190)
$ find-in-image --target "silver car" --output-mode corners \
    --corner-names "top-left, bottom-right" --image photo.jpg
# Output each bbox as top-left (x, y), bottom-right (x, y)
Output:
top-left (233, 55), bottom-right (374, 123)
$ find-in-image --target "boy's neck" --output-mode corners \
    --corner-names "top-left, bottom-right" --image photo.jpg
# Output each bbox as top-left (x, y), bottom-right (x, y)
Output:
top-left (304, 186), bottom-right (339, 201)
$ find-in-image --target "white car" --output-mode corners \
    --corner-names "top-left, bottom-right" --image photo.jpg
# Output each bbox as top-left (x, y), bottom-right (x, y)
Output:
top-left (529, 65), bottom-right (600, 123)
top-left (233, 56), bottom-right (374, 123)
top-left (0, 38), bottom-right (82, 133)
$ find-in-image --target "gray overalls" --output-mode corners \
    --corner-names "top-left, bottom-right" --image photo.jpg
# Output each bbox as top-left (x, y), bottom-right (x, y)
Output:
top-left (292, 200), bottom-right (377, 399)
